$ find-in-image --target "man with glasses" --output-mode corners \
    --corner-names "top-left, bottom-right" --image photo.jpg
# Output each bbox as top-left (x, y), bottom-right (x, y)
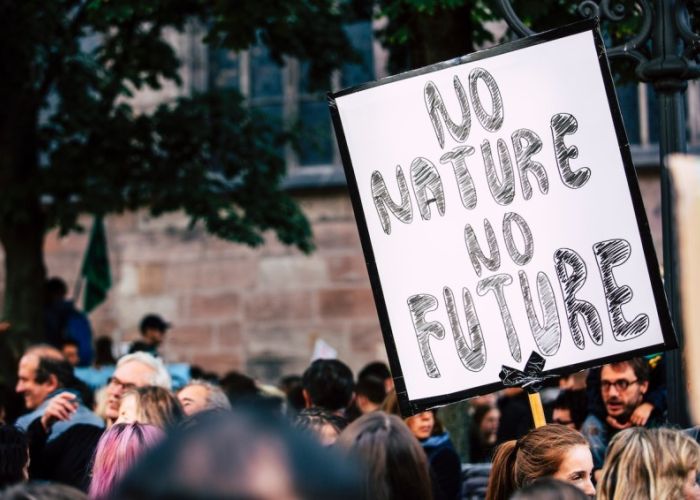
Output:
top-left (104, 351), bottom-right (171, 425)
top-left (581, 358), bottom-right (663, 472)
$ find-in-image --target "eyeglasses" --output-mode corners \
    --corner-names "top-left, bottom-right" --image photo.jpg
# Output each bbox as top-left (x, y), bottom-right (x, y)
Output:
top-left (601, 379), bottom-right (639, 392)
top-left (107, 376), bottom-right (137, 392)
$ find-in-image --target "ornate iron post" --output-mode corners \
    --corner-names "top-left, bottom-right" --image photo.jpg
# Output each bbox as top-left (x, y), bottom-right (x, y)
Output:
top-left (496, 0), bottom-right (700, 426)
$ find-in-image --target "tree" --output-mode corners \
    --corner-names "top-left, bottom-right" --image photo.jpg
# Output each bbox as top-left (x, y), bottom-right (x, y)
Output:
top-left (0, 0), bottom-right (359, 382)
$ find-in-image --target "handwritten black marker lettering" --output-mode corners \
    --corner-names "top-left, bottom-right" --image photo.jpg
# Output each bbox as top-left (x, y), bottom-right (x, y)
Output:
top-left (482, 138), bottom-right (515, 205)
top-left (408, 294), bottom-right (446, 378)
top-left (371, 167), bottom-right (413, 235)
top-left (411, 157), bottom-right (446, 221)
top-left (477, 273), bottom-right (521, 362)
top-left (519, 270), bottom-right (562, 356)
top-left (554, 248), bottom-right (604, 349)
top-left (503, 212), bottom-right (534, 266)
top-left (593, 239), bottom-right (649, 340)
top-left (424, 77), bottom-right (471, 149)
top-left (440, 145), bottom-right (477, 209)
top-left (512, 128), bottom-right (549, 200)
top-left (551, 113), bottom-right (591, 189)
top-left (469, 67), bottom-right (504, 132)
top-left (443, 286), bottom-right (487, 371)
top-left (464, 219), bottom-right (501, 277)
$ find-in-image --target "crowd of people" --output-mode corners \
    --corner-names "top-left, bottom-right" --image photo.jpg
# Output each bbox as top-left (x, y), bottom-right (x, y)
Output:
top-left (0, 296), bottom-right (699, 499)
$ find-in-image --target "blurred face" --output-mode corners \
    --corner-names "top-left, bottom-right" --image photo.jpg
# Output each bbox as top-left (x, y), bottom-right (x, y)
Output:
top-left (552, 444), bottom-right (595, 497)
top-left (16, 354), bottom-right (57, 410)
top-left (105, 361), bottom-right (155, 421)
top-left (116, 393), bottom-right (139, 424)
top-left (683, 470), bottom-right (700, 500)
top-left (178, 384), bottom-right (209, 416)
top-left (552, 408), bottom-right (576, 429)
top-left (62, 345), bottom-right (80, 366)
top-left (479, 408), bottom-right (500, 444)
top-left (144, 328), bottom-right (165, 347)
top-left (601, 364), bottom-right (648, 423)
top-left (405, 411), bottom-right (434, 440)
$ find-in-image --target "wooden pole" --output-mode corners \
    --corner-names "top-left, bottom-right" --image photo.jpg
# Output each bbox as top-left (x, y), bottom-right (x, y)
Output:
top-left (528, 391), bottom-right (546, 428)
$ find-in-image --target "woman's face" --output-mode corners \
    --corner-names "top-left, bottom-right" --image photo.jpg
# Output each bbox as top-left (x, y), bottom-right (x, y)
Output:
top-left (479, 408), bottom-right (500, 445)
top-left (405, 411), bottom-right (434, 440)
top-left (116, 394), bottom-right (139, 424)
top-left (683, 470), bottom-right (700, 500)
top-left (551, 444), bottom-right (595, 497)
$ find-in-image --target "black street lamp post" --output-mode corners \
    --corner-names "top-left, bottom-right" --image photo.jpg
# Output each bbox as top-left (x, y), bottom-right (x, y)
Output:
top-left (496, 0), bottom-right (700, 426)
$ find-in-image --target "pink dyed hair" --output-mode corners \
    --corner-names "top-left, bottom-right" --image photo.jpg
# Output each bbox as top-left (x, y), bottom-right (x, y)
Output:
top-left (89, 422), bottom-right (164, 499)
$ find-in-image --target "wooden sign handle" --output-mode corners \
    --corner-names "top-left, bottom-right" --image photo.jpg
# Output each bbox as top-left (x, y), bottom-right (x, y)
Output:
top-left (528, 391), bottom-right (547, 428)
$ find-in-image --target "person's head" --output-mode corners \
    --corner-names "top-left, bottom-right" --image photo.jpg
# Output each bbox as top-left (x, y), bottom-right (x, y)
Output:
top-left (294, 407), bottom-right (348, 446)
top-left (301, 359), bottom-right (354, 413)
top-left (15, 346), bottom-right (71, 410)
top-left (113, 410), bottom-right (362, 500)
top-left (381, 389), bottom-right (400, 416)
top-left (94, 336), bottom-right (116, 367)
top-left (337, 412), bottom-right (434, 500)
top-left (355, 375), bottom-right (387, 414)
top-left (510, 478), bottom-right (589, 500)
top-left (598, 427), bottom-right (700, 500)
top-left (486, 424), bottom-right (595, 500)
top-left (219, 371), bottom-right (259, 404)
top-left (600, 359), bottom-right (649, 424)
top-left (552, 390), bottom-right (587, 430)
top-left (473, 403), bottom-right (500, 446)
top-left (278, 374), bottom-right (305, 413)
top-left (138, 314), bottom-right (170, 347)
top-left (61, 340), bottom-right (80, 367)
top-left (177, 379), bottom-right (231, 416)
top-left (358, 361), bottom-right (393, 393)
top-left (105, 352), bottom-right (171, 422)
top-left (405, 411), bottom-right (435, 440)
top-left (45, 277), bottom-right (68, 304)
top-left (117, 386), bottom-right (184, 430)
top-left (0, 425), bottom-right (29, 488)
top-left (89, 423), bottom-right (164, 499)
top-left (0, 482), bottom-right (87, 500)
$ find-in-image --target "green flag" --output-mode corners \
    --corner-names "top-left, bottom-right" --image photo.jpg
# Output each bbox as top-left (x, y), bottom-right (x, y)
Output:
top-left (81, 216), bottom-right (112, 313)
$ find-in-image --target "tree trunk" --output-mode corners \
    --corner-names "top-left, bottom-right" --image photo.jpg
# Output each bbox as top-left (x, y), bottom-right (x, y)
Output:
top-left (0, 208), bottom-right (46, 385)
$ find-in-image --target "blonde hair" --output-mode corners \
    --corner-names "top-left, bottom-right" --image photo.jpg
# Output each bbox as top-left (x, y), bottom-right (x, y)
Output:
top-left (122, 386), bottom-right (184, 430)
top-left (486, 424), bottom-right (588, 500)
top-left (598, 427), bottom-right (700, 500)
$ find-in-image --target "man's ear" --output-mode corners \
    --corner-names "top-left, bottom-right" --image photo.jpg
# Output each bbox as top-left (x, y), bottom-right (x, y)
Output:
top-left (302, 389), bottom-right (313, 408)
top-left (46, 373), bottom-right (60, 392)
top-left (640, 380), bottom-right (649, 395)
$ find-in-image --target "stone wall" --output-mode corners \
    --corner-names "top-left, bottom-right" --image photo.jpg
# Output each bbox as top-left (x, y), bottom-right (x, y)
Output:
top-left (27, 172), bottom-right (663, 383)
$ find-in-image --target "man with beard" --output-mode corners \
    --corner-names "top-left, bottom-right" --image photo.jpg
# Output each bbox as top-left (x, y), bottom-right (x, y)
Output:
top-left (581, 358), bottom-right (664, 472)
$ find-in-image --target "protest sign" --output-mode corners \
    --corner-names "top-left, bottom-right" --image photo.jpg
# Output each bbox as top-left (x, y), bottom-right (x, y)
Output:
top-left (329, 19), bottom-right (676, 415)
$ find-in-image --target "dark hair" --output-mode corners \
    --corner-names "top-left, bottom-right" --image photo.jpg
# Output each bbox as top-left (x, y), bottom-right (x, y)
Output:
top-left (510, 478), bottom-right (588, 500)
top-left (552, 390), bottom-right (588, 429)
top-left (220, 371), bottom-right (259, 404)
top-left (60, 339), bottom-right (79, 350)
top-left (358, 362), bottom-right (391, 382)
top-left (625, 358), bottom-right (651, 382)
top-left (139, 314), bottom-right (170, 335)
top-left (302, 359), bottom-right (354, 412)
top-left (113, 410), bottom-right (362, 500)
top-left (34, 356), bottom-right (74, 388)
top-left (279, 375), bottom-right (305, 413)
top-left (355, 375), bottom-right (386, 405)
top-left (0, 425), bottom-right (29, 488)
top-left (45, 277), bottom-right (68, 299)
top-left (94, 336), bottom-right (116, 367)
top-left (337, 412), bottom-right (433, 500)
top-left (0, 482), bottom-right (87, 499)
top-left (295, 407), bottom-right (348, 435)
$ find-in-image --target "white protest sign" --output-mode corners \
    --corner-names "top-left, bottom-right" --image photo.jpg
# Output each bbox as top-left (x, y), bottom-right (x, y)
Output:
top-left (329, 20), bottom-right (676, 415)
